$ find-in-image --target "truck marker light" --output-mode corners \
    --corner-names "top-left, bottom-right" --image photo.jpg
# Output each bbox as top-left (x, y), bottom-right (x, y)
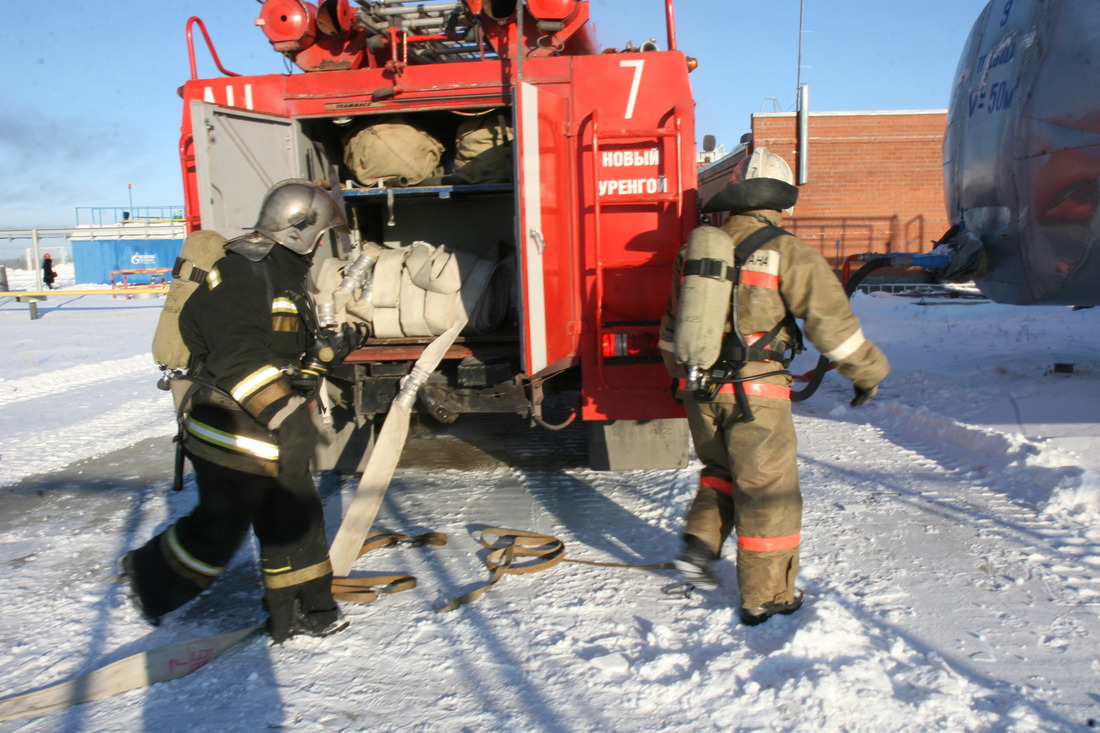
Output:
top-left (602, 332), bottom-right (659, 358)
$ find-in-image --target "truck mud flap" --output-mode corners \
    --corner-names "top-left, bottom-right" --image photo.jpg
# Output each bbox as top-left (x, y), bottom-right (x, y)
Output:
top-left (586, 418), bottom-right (691, 471)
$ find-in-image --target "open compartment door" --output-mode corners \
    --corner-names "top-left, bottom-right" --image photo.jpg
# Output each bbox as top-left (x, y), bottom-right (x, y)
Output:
top-left (190, 101), bottom-right (301, 239)
top-left (514, 81), bottom-right (578, 377)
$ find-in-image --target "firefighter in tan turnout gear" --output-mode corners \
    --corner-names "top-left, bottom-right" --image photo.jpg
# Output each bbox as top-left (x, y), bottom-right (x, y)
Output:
top-left (123, 180), bottom-right (359, 642)
top-left (660, 149), bottom-right (889, 626)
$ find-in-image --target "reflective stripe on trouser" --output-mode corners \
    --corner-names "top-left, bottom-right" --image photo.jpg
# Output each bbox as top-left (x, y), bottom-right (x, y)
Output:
top-left (264, 559), bottom-right (333, 590)
top-left (162, 524), bottom-right (224, 585)
top-left (180, 455), bottom-right (332, 596)
top-left (683, 395), bottom-right (802, 609)
top-left (182, 403), bottom-right (281, 477)
top-left (129, 453), bottom-right (335, 622)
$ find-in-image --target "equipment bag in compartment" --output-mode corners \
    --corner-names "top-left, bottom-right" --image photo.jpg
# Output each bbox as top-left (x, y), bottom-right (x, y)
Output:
top-left (342, 116), bottom-right (445, 187)
top-left (453, 109), bottom-right (514, 184)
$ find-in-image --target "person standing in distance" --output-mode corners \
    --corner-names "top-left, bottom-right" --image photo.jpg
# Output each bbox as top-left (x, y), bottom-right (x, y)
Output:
top-left (659, 149), bottom-right (889, 626)
top-left (42, 253), bottom-right (56, 289)
top-left (123, 179), bottom-right (358, 642)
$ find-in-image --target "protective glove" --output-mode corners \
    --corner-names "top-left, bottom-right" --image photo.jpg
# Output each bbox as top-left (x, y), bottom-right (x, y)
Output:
top-left (850, 383), bottom-right (879, 408)
top-left (290, 370), bottom-right (321, 394)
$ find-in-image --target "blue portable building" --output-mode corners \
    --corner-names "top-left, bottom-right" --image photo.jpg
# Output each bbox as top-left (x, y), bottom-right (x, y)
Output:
top-left (70, 212), bottom-right (185, 285)
top-left (72, 238), bottom-right (184, 285)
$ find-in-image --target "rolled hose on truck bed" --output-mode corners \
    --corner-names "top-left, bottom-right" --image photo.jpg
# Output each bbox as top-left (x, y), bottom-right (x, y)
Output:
top-left (791, 257), bottom-right (891, 402)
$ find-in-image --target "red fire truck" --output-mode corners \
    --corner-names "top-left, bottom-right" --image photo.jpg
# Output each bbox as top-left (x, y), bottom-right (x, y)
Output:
top-left (178, 0), bottom-right (699, 470)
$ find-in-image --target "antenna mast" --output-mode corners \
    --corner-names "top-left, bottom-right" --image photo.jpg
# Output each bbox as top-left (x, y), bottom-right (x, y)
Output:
top-left (797, 0), bottom-right (805, 90)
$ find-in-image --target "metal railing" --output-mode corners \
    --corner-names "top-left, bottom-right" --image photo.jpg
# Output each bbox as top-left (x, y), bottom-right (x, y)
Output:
top-left (0, 223), bottom-right (185, 290)
top-left (0, 230), bottom-right (79, 285)
top-left (74, 206), bottom-right (185, 227)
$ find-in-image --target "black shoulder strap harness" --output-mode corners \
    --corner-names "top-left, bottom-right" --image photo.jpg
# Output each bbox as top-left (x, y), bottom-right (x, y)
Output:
top-left (718, 224), bottom-right (804, 370)
top-left (693, 224), bottom-right (805, 422)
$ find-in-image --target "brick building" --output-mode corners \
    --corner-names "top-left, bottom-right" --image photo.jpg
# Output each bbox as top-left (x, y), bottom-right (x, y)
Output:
top-left (698, 110), bottom-right (950, 268)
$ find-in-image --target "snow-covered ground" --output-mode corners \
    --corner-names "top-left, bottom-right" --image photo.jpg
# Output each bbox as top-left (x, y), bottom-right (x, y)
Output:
top-left (1, 265), bottom-right (1098, 732)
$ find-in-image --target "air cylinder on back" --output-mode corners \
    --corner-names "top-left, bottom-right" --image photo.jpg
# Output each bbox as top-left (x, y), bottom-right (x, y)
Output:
top-left (673, 225), bottom-right (735, 378)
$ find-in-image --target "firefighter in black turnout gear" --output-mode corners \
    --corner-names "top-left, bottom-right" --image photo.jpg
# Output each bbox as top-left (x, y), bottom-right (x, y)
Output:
top-left (123, 180), bottom-right (358, 642)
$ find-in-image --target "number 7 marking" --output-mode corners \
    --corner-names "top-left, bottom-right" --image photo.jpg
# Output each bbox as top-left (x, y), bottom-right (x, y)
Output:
top-left (620, 60), bottom-right (644, 119)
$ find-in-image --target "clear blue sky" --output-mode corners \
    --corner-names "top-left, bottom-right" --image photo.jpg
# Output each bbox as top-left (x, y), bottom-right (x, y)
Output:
top-left (0, 0), bottom-right (990, 229)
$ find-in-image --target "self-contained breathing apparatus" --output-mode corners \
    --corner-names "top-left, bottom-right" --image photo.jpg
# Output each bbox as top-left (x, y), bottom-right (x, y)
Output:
top-left (674, 222), bottom-right (803, 422)
top-left (296, 321), bottom-right (359, 389)
top-left (672, 146), bottom-right (805, 422)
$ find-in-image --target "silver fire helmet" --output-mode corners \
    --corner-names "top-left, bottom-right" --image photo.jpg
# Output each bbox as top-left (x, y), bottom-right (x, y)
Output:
top-left (732, 147), bottom-right (795, 186)
top-left (253, 179), bottom-right (347, 255)
top-left (701, 146), bottom-right (799, 214)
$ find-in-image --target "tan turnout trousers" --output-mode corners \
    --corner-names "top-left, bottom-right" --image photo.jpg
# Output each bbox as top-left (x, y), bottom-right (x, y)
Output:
top-left (683, 395), bottom-right (801, 610)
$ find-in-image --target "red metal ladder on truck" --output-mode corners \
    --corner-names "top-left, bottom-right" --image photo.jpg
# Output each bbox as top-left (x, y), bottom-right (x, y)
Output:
top-left (590, 108), bottom-right (687, 393)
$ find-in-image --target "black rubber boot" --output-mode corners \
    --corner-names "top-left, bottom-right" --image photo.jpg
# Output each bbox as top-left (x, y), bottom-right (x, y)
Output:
top-left (740, 589), bottom-right (804, 626)
top-left (673, 534), bottom-right (720, 589)
top-left (265, 578), bottom-right (347, 644)
top-left (120, 539), bottom-right (205, 626)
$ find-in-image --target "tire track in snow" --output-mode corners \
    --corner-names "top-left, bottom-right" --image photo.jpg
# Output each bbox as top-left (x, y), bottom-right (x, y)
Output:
top-left (872, 399), bottom-right (1093, 510)
top-left (862, 400), bottom-right (1100, 605)
top-left (0, 354), bottom-right (156, 408)
top-left (0, 393), bottom-right (175, 487)
top-left (795, 404), bottom-right (1099, 727)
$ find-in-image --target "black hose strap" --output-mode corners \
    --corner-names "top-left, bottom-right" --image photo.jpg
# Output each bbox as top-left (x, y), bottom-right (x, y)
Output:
top-left (790, 258), bottom-right (891, 403)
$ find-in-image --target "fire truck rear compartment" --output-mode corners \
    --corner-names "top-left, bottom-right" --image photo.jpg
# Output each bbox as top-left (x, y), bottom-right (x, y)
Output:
top-left (300, 109), bottom-right (544, 467)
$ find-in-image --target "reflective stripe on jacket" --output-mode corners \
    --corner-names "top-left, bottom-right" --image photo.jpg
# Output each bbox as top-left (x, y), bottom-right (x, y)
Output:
top-left (660, 209), bottom-right (889, 403)
top-left (178, 246), bottom-right (313, 473)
